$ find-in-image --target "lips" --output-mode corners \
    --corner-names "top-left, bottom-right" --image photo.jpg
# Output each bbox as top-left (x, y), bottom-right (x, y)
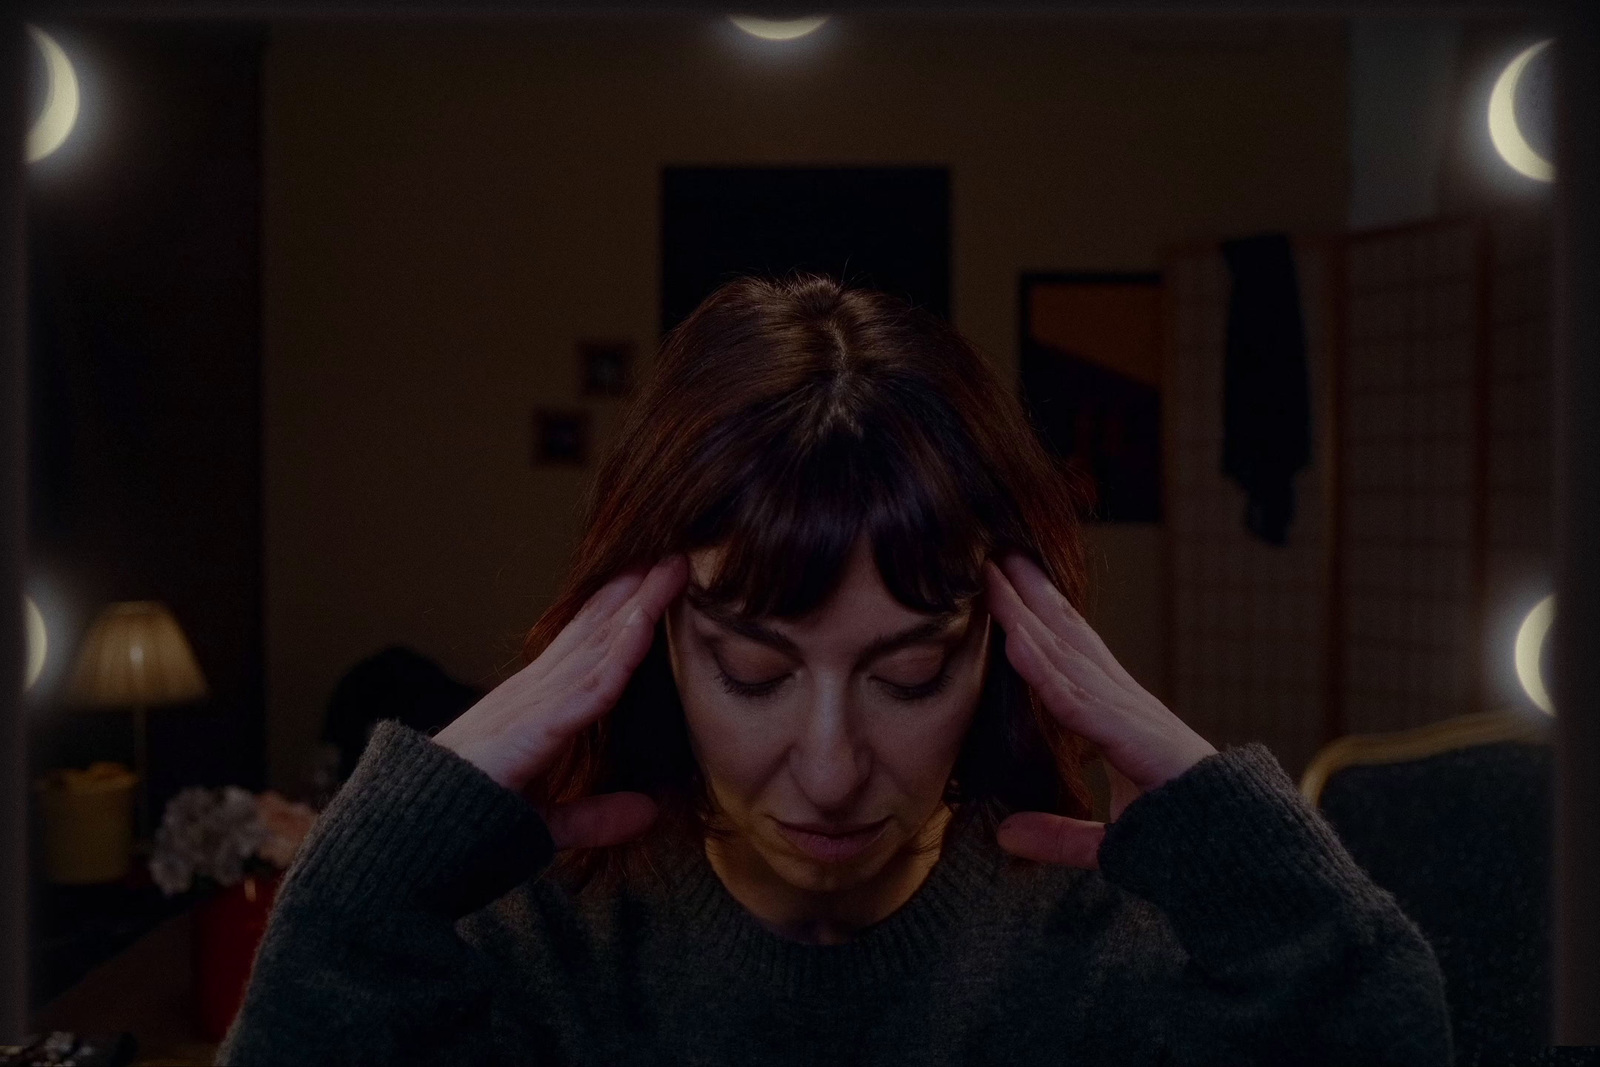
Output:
top-left (775, 817), bottom-right (891, 864)
top-left (783, 820), bottom-right (883, 835)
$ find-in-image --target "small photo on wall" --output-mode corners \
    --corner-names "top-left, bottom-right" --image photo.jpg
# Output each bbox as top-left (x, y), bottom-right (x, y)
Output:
top-left (532, 408), bottom-right (591, 466)
top-left (579, 340), bottom-right (636, 397)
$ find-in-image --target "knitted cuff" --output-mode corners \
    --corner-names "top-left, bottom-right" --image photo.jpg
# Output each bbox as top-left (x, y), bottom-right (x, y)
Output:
top-left (275, 720), bottom-right (557, 920)
top-left (1097, 743), bottom-right (1379, 968)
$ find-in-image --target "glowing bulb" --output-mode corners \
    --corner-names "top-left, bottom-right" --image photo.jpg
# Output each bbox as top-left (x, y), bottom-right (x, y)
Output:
top-left (24, 595), bottom-right (47, 691)
top-left (1488, 39), bottom-right (1554, 183)
top-left (26, 26), bottom-right (79, 164)
top-left (1514, 594), bottom-right (1554, 715)
top-left (728, 14), bottom-right (829, 41)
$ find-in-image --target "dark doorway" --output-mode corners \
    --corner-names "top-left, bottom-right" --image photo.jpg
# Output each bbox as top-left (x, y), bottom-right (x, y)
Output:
top-left (660, 167), bottom-right (950, 334)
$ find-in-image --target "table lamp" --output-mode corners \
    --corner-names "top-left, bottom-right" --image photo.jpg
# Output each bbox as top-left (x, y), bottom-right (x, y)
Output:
top-left (65, 600), bottom-right (209, 843)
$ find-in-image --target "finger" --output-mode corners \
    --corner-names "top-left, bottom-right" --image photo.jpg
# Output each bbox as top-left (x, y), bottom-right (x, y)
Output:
top-left (537, 557), bottom-right (689, 735)
top-left (996, 811), bottom-right (1106, 869)
top-left (1001, 615), bottom-right (1119, 739)
top-left (578, 564), bottom-right (651, 627)
top-left (538, 565), bottom-right (651, 667)
top-left (540, 791), bottom-right (659, 851)
top-left (995, 554), bottom-right (1134, 687)
top-left (985, 562), bottom-right (1118, 704)
top-left (996, 552), bottom-right (1082, 627)
top-left (625, 553), bottom-right (690, 623)
top-left (593, 554), bottom-right (690, 680)
top-left (984, 558), bottom-right (1065, 651)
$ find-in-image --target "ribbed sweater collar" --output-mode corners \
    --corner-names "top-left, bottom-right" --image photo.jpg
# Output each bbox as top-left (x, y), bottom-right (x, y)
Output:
top-left (643, 810), bottom-right (1006, 999)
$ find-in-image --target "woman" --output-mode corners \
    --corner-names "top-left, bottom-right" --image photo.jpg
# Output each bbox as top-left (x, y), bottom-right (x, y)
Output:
top-left (221, 276), bottom-right (1451, 1066)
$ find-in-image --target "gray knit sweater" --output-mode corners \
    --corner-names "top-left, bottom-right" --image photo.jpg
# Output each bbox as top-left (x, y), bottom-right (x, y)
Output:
top-left (218, 721), bottom-right (1452, 1066)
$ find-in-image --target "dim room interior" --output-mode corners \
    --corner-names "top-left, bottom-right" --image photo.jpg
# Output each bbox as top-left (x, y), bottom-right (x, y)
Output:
top-left (8, 8), bottom-right (1592, 1065)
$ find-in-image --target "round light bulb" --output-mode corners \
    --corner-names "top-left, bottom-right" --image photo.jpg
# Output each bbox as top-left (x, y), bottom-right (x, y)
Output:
top-left (27, 26), bottom-right (80, 164)
top-left (1514, 594), bottom-right (1554, 715)
top-left (1488, 39), bottom-right (1554, 183)
top-left (728, 15), bottom-right (829, 41)
top-left (24, 595), bottom-right (47, 691)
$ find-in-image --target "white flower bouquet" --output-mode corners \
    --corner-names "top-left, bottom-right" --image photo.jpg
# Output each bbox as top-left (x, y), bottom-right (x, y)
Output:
top-left (149, 787), bottom-right (317, 897)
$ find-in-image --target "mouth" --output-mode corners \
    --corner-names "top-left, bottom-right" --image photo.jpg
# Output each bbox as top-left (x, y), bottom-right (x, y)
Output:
top-left (775, 817), bottom-right (892, 864)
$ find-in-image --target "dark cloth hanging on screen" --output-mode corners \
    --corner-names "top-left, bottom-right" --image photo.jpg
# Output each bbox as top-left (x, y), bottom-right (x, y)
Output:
top-left (1220, 233), bottom-right (1311, 545)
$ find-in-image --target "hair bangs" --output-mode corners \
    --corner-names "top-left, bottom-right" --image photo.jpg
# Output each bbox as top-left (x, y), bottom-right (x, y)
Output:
top-left (688, 385), bottom-right (996, 623)
top-left (861, 407), bottom-right (994, 617)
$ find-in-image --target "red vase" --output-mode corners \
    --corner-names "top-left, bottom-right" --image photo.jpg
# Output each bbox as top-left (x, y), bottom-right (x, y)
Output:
top-left (193, 871), bottom-right (282, 1042)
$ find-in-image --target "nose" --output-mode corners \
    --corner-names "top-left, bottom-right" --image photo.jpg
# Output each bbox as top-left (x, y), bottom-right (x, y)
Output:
top-left (787, 682), bottom-right (871, 814)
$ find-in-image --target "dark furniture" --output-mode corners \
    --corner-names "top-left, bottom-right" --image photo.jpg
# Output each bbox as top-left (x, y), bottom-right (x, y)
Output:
top-left (1301, 710), bottom-right (1596, 1066)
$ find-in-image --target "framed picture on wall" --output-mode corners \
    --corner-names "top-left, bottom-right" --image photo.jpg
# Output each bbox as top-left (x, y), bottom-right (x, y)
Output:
top-left (579, 340), bottom-right (635, 397)
top-left (1019, 272), bottom-right (1164, 522)
top-left (532, 408), bottom-right (591, 466)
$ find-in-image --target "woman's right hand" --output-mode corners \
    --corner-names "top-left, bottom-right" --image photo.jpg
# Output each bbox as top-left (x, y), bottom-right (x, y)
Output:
top-left (433, 554), bottom-right (689, 851)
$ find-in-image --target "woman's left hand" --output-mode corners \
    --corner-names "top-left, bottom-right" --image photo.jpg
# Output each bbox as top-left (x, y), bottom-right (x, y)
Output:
top-left (983, 552), bottom-right (1218, 869)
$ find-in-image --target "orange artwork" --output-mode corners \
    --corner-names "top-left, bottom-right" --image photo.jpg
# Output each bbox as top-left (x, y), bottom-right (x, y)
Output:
top-left (1019, 273), bottom-right (1163, 522)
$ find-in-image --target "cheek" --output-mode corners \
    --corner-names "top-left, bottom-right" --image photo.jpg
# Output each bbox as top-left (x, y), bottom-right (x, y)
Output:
top-left (850, 668), bottom-right (986, 793)
top-left (889, 662), bottom-right (988, 783)
top-left (899, 687), bottom-right (983, 770)
top-left (677, 675), bottom-right (789, 794)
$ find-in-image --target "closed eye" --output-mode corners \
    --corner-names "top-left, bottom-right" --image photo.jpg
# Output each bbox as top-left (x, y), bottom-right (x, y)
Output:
top-left (713, 663), bottom-right (955, 703)
top-left (878, 668), bottom-right (954, 702)
top-left (714, 664), bottom-right (788, 700)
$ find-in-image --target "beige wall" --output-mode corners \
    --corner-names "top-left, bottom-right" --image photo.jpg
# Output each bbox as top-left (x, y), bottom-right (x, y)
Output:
top-left (263, 16), bottom-right (1348, 789)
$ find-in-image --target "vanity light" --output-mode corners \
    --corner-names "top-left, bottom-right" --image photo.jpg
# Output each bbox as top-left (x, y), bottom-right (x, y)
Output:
top-left (728, 15), bottom-right (829, 41)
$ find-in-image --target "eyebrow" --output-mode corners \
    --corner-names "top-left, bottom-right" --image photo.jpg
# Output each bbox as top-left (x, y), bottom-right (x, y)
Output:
top-left (685, 588), bottom-right (967, 666)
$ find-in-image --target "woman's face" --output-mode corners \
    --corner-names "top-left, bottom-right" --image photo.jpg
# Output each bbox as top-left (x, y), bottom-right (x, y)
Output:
top-left (664, 535), bottom-right (991, 899)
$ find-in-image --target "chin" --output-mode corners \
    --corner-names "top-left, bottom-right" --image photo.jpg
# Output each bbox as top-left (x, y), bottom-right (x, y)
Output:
top-left (757, 828), bottom-right (895, 894)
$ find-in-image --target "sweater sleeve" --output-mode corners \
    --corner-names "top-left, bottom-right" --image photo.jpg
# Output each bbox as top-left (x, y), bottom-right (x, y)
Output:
top-left (1096, 743), bottom-right (1454, 1067)
top-left (217, 720), bottom-right (558, 1067)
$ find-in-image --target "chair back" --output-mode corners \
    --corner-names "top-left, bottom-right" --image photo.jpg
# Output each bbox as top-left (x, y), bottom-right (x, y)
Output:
top-left (1303, 710), bottom-right (1560, 1065)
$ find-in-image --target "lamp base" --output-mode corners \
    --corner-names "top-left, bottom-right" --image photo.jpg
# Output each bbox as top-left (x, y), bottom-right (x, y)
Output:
top-left (35, 763), bottom-right (140, 886)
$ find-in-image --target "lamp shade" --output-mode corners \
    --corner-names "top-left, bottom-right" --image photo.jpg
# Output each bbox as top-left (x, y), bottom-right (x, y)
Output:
top-left (66, 601), bottom-right (209, 708)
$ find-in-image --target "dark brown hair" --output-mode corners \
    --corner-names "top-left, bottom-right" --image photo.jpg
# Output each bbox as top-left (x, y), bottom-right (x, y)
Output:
top-left (522, 274), bottom-right (1095, 894)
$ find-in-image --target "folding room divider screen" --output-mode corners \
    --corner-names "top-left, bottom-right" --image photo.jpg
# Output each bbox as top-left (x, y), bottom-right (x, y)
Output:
top-left (1165, 212), bottom-right (1554, 772)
